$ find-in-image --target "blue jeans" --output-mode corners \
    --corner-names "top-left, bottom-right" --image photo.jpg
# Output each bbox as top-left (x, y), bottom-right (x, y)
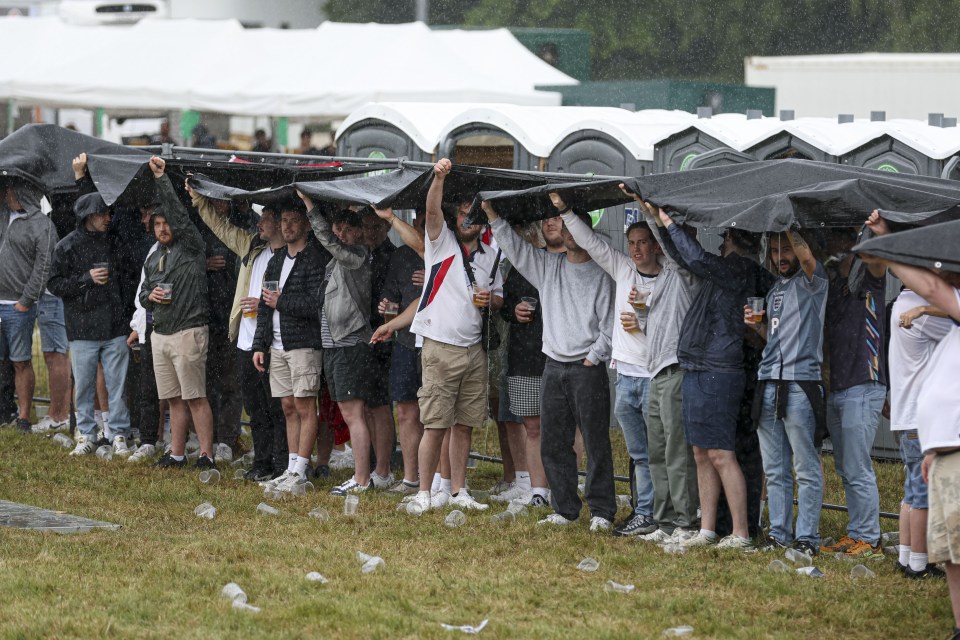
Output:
top-left (827, 382), bottom-right (885, 545)
top-left (0, 303), bottom-right (39, 362)
top-left (71, 336), bottom-right (131, 439)
top-left (757, 383), bottom-right (823, 545)
top-left (615, 373), bottom-right (654, 518)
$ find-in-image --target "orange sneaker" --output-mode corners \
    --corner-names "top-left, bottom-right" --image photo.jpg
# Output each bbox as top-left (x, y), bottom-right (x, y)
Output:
top-left (820, 535), bottom-right (856, 554)
top-left (845, 539), bottom-right (885, 560)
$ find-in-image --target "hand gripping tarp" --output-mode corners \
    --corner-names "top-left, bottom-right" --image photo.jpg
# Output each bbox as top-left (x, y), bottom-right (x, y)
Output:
top-left (854, 218), bottom-right (960, 274)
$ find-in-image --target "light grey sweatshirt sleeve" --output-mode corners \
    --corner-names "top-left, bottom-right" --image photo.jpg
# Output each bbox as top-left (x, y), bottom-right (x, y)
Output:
top-left (490, 217), bottom-right (545, 288)
top-left (588, 271), bottom-right (615, 364)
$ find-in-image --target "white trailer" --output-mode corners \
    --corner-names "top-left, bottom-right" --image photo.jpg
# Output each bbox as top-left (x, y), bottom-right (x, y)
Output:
top-left (745, 53), bottom-right (960, 121)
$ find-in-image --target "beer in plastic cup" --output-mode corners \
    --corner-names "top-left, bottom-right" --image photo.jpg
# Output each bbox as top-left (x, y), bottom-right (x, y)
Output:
top-left (747, 297), bottom-right (765, 324)
top-left (471, 284), bottom-right (489, 308)
top-left (264, 281), bottom-right (279, 293)
top-left (159, 282), bottom-right (173, 304)
top-left (631, 289), bottom-right (650, 312)
top-left (93, 262), bottom-right (110, 283)
top-left (383, 301), bottom-right (399, 322)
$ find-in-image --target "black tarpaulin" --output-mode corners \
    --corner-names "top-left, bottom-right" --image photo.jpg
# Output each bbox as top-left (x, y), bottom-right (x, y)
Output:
top-left (622, 159), bottom-right (960, 231)
top-left (476, 178), bottom-right (630, 222)
top-left (0, 124), bottom-right (148, 193)
top-left (294, 167), bottom-right (434, 209)
top-left (853, 218), bottom-right (960, 274)
top-left (85, 154), bottom-right (153, 206)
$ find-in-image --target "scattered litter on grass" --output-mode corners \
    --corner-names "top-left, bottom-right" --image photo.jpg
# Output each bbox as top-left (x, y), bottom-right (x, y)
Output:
top-left (604, 580), bottom-right (634, 593)
top-left (305, 572), bottom-right (328, 583)
top-left (52, 433), bottom-right (73, 448)
top-left (767, 559), bottom-right (790, 573)
top-left (233, 469), bottom-right (246, 480)
top-left (308, 507), bottom-right (330, 522)
top-left (796, 566), bottom-right (825, 578)
top-left (616, 495), bottom-right (632, 509)
top-left (199, 469), bottom-right (220, 485)
top-left (663, 544), bottom-right (686, 555)
top-left (445, 510), bottom-right (466, 528)
top-left (850, 564), bottom-right (876, 579)
top-left (221, 582), bottom-right (246, 604)
top-left (440, 619), bottom-right (489, 634)
top-left (256, 502), bottom-right (279, 516)
top-left (662, 625), bottom-right (694, 637)
top-left (95, 445), bottom-right (113, 461)
top-left (232, 601), bottom-right (260, 613)
top-left (785, 548), bottom-right (813, 567)
top-left (577, 557), bottom-right (600, 572)
top-left (357, 551), bottom-right (384, 573)
top-left (193, 502), bottom-right (216, 519)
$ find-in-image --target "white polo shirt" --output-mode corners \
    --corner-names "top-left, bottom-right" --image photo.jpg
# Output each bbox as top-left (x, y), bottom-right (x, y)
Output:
top-left (411, 223), bottom-right (503, 348)
top-left (915, 288), bottom-right (960, 453)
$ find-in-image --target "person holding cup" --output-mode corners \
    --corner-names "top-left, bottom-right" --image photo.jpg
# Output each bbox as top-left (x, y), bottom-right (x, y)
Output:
top-left (138, 157), bottom-right (217, 470)
top-left (48, 192), bottom-right (134, 457)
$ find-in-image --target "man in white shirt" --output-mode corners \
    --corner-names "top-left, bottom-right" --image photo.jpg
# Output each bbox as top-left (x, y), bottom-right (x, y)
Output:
top-left (406, 159), bottom-right (503, 514)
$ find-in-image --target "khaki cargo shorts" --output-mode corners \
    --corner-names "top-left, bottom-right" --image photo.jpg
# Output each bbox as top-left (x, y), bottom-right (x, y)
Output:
top-left (270, 347), bottom-right (322, 398)
top-left (927, 450), bottom-right (960, 565)
top-left (418, 337), bottom-right (487, 429)
top-left (152, 326), bottom-right (208, 400)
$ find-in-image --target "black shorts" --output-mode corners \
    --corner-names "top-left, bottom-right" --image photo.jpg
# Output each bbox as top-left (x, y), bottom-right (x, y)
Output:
top-left (681, 370), bottom-right (745, 451)
top-left (366, 343), bottom-right (392, 408)
top-left (390, 342), bottom-right (421, 403)
top-left (323, 343), bottom-right (373, 403)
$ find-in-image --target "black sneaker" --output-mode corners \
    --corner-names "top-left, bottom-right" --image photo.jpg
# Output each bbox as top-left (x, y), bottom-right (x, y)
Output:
top-left (756, 535), bottom-right (788, 552)
top-left (614, 513), bottom-right (658, 537)
top-left (244, 465), bottom-right (274, 482)
top-left (313, 464), bottom-right (330, 479)
top-left (15, 418), bottom-right (32, 433)
top-left (905, 563), bottom-right (946, 580)
top-left (527, 494), bottom-right (550, 508)
top-left (155, 452), bottom-right (186, 469)
top-left (194, 454), bottom-right (216, 470)
top-left (792, 540), bottom-right (819, 557)
top-left (895, 561), bottom-right (908, 575)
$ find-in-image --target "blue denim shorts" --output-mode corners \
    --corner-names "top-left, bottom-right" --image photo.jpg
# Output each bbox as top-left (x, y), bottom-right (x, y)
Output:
top-left (682, 370), bottom-right (745, 451)
top-left (899, 430), bottom-right (927, 509)
top-left (37, 294), bottom-right (68, 353)
top-left (0, 303), bottom-right (39, 362)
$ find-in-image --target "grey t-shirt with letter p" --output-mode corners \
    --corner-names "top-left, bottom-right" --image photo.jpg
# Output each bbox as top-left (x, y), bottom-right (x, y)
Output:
top-left (758, 261), bottom-right (828, 382)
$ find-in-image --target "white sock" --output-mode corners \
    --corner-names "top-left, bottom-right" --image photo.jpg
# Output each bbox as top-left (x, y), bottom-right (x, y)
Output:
top-left (532, 487), bottom-right (549, 498)
top-left (899, 544), bottom-right (911, 565)
top-left (431, 472), bottom-right (442, 493)
top-left (515, 471), bottom-right (531, 490)
top-left (699, 529), bottom-right (718, 541)
top-left (293, 456), bottom-right (309, 477)
top-left (417, 489), bottom-right (431, 500)
top-left (171, 454), bottom-right (185, 461)
top-left (287, 453), bottom-right (297, 471)
top-left (440, 478), bottom-right (452, 494)
top-left (909, 551), bottom-right (929, 572)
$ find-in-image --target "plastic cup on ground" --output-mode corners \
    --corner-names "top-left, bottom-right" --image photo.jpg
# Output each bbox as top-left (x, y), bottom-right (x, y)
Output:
top-left (361, 557), bottom-right (384, 574)
top-left (256, 502), bottom-right (279, 516)
top-left (305, 572), bottom-right (328, 583)
top-left (199, 469), bottom-right (221, 485)
top-left (406, 502), bottom-right (425, 516)
top-left (444, 510), bottom-right (466, 528)
top-left (767, 559), bottom-right (790, 573)
top-left (95, 445), bottom-right (113, 461)
top-left (194, 502), bottom-right (216, 519)
top-left (53, 433), bottom-right (74, 449)
top-left (221, 582), bottom-right (247, 604)
top-left (747, 297), bottom-right (765, 324)
top-left (232, 601), bottom-right (260, 613)
top-left (343, 495), bottom-right (359, 517)
top-left (785, 548), bottom-right (813, 567)
top-left (577, 557), bottom-right (600, 572)
top-left (850, 564), bottom-right (876, 579)
top-left (232, 469), bottom-right (246, 480)
top-left (490, 510), bottom-right (515, 524)
top-left (506, 500), bottom-right (528, 517)
top-left (662, 626), bottom-right (694, 637)
top-left (663, 544), bottom-right (686, 555)
top-left (308, 507), bottom-right (330, 522)
top-left (797, 566), bottom-right (825, 578)
top-left (604, 580), bottom-right (635, 594)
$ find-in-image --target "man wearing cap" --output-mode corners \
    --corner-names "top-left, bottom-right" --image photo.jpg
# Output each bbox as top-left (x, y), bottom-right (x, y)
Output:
top-left (48, 192), bottom-right (134, 456)
top-left (652, 215), bottom-right (770, 550)
top-left (0, 180), bottom-right (58, 433)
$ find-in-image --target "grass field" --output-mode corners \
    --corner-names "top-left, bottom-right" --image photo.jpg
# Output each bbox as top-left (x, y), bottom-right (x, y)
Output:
top-left (0, 414), bottom-right (951, 640)
top-left (4, 343), bottom-right (950, 638)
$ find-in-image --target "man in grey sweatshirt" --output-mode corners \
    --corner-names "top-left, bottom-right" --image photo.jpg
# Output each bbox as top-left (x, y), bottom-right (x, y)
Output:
top-left (0, 181), bottom-right (58, 432)
top-left (482, 198), bottom-right (617, 531)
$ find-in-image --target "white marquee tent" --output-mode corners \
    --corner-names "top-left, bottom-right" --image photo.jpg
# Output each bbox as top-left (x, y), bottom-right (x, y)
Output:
top-left (0, 17), bottom-right (576, 117)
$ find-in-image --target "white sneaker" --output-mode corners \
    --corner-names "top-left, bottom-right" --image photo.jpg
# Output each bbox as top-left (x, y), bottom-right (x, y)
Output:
top-left (537, 513), bottom-right (577, 526)
top-left (716, 534), bottom-right (753, 550)
top-left (112, 436), bottom-right (135, 457)
top-left (259, 469), bottom-right (293, 489)
top-left (488, 479), bottom-right (513, 496)
top-left (126, 443), bottom-right (156, 463)
top-left (214, 442), bottom-right (233, 463)
top-left (389, 480), bottom-right (420, 495)
top-left (449, 491), bottom-right (489, 511)
top-left (490, 484), bottom-right (532, 503)
top-left (430, 490), bottom-right (451, 509)
top-left (330, 476), bottom-right (372, 496)
top-left (589, 516), bottom-right (612, 532)
top-left (276, 471), bottom-right (306, 493)
top-left (680, 532), bottom-right (718, 548)
top-left (328, 445), bottom-right (354, 470)
top-left (637, 528), bottom-right (672, 544)
top-left (371, 471), bottom-right (395, 490)
top-left (69, 435), bottom-right (97, 457)
top-left (668, 528), bottom-right (699, 545)
top-left (407, 491), bottom-right (431, 515)
top-left (32, 415), bottom-right (70, 433)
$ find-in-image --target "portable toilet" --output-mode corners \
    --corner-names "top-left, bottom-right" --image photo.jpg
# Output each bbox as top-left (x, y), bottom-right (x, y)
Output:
top-left (336, 102), bottom-right (470, 162)
top-left (863, 117), bottom-right (960, 177)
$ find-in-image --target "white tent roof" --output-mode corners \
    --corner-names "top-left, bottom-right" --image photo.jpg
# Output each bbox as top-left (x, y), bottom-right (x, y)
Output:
top-left (0, 18), bottom-right (576, 116)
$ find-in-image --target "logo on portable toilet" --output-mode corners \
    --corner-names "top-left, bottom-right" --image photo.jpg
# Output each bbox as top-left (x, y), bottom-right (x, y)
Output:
top-left (364, 151), bottom-right (390, 178)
